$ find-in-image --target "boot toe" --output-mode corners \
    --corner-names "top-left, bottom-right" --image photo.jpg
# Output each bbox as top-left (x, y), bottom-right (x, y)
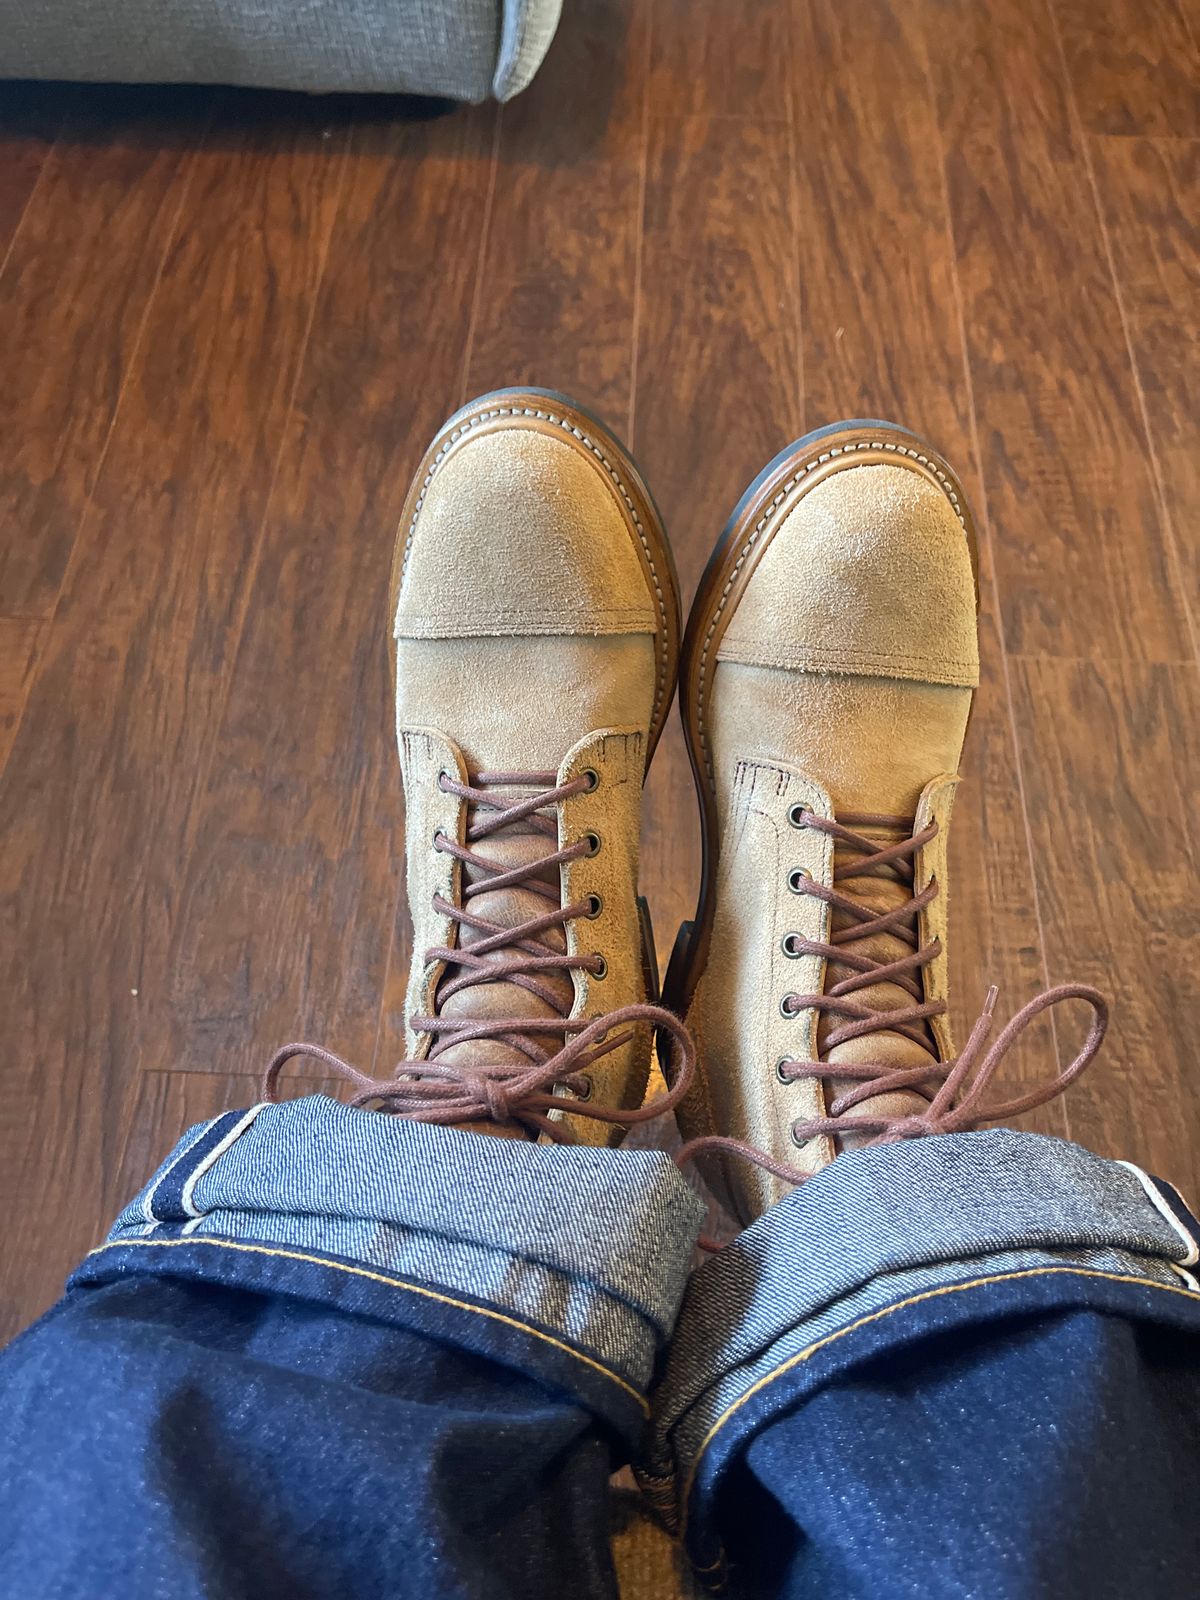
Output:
top-left (716, 455), bottom-right (980, 689)
top-left (394, 408), bottom-right (661, 644)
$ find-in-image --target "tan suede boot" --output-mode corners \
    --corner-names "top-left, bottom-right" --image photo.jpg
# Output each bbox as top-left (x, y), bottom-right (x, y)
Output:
top-left (327, 387), bottom-right (692, 1143)
top-left (668, 420), bottom-right (1106, 1223)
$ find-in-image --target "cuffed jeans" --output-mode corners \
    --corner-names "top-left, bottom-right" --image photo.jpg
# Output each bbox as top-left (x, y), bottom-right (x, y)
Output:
top-left (1, 1094), bottom-right (1198, 1598)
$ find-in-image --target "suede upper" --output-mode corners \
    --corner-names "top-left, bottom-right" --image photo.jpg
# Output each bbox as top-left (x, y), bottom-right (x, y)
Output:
top-left (392, 400), bottom-right (674, 1144)
top-left (395, 421), bottom-right (661, 642)
top-left (681, 446), bottom-right (980, 1220)
top-left (714, 464), bottom-right (978, 687)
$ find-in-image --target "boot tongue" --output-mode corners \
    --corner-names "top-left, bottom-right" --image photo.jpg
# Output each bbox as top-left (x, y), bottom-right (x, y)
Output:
top-left (819, 822), bottom-right (941, 1149)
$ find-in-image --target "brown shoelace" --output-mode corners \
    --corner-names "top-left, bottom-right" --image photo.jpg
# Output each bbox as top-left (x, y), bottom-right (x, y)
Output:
top-left (677, 810), bottom-right (1109, 1185)
top-left (782, 810), bottom-right (945, 1053)
top-left (265, 769), bottom-right (695, 1139)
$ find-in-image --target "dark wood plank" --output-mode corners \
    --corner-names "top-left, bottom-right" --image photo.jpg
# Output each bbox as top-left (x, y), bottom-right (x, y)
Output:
top-left (1092, 137), bottom-right (1200, 318)
top-left (0, 619), bottom-right (44, 775)
top-left (792, 0), bottom-right (969, 446)
top-left (647, 0), bottom-right (791, 120)
top-left (0, 86), bottom-right (66, 266)
top-left (0, 95), bottom-right (213, 619)
top-left (1054, 0), bottom-right (1200, 136)
top-left (162, 108), bottom-right (496, 1084)
top-left (464, 0), bottom-right (643, 421)
top-left (928, 0), bottom-right (1189, 664)
top-left (633, 109), bottom-right (800, 958)
top-left (1091, 136), bottom-right (1199, 644)
top-left (788, 0), bottom-right (1059, 1120)
top-left (0, 109), bottom-right (348, 1340)
top-left (950, 630), bottom-right (1066, 1133)
top-left (1012, 659), bottom-right (1199, 1194)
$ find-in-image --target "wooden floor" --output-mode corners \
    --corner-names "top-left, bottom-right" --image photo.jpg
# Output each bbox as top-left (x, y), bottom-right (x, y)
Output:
top-left (1, 0), bottom-right (1198, 1340)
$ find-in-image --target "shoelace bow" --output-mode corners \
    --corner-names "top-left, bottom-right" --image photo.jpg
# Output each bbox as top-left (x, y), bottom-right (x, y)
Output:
top-left (677, 810), bottom-right (1109, 1185)
top-left (265, 769), bottom-right (695, 1139)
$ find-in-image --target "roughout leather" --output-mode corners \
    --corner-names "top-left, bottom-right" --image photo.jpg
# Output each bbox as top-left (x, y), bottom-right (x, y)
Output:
top-left (715, 464), bottom-right (978, 686)
top-left (394, 411), bottom-right (664, 1145)
top-left (915, 775), bottom-right (961, 1065)
top-left (395, 425), bottom-right (659, 639)
top-left (557, 729), bottom-right (651, 1125)
top-left (684, 449), bottom-right (979, 1220)
top-left (681, 760), bottom-right (838, 1219)
top-left (398, 728), bottom-right (467, 1059)
top-left (395, 636), bottom-right (656, 773)
top-left (708, 668), bottom-right (972, 827)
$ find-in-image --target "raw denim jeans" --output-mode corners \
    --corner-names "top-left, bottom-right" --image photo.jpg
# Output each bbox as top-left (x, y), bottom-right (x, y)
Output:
top-left (1, 1094), bottom-right (1198, 1598)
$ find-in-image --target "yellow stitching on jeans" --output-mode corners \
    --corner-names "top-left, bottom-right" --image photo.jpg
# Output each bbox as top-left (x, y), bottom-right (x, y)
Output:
top-left (680, 1265), bottom-right (1200, 1534)
top-left (86, 1236), bottom-right (649, 1413)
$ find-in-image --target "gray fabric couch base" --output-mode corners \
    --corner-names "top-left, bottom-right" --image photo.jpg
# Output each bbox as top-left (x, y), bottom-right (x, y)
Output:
top-left (0, 0), bottom-right (563, 102)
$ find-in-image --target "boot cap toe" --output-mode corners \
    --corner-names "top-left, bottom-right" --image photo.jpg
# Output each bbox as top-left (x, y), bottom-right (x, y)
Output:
top-left (395, 414), bottom-right (660, 642)
top-left (717, 458), bottom-right (979, 689)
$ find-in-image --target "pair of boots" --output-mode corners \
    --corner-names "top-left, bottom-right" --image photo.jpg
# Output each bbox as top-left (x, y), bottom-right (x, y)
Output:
top-left (268, 387), bottom-right (1106, 1227)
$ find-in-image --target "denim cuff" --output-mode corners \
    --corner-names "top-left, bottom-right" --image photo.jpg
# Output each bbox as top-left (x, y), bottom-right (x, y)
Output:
top-left (101, 1095), bottom-right (704, 1398)
top-left (647, 1130), bottom-right (1200, 1539)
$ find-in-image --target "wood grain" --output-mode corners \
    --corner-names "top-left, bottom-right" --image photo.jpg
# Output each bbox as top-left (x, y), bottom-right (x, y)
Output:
top-left (0, 105), bottom-right (347, 1338)
top-left (928, 0), bottom-right (1189, 664)
top-left (647, 0), bottom-right (791, 120)
top-left (950, 629), bottom-right (1067, 1134)
top-left (0, 103), bottom-right (201, 617)
top-left (634, 118), bottom-right (800, 591)
top-left (634, 109), bottom-right (800, 957)
top-left (791, 0), bottom-right (970, 451)
top-left (1091, 136), bottom-right (1199, 645)
top-left (1053, 0), bottom-right (1200, 136)
top-left (162, 109), bottom-right (495, 1085)
top-left (1092, 137), bottom-right (1200, 317)
top-left (0, 619), bottom-right (44, 775)
top-left (0, 86), bottom-right (64, 266)
top-left (464, 0), bottom-right (644, 421)
top-left (1012, 658), bottom-right (1199, 1193)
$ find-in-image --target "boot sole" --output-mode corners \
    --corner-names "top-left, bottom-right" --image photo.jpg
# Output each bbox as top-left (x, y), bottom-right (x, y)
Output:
top-left (663, 418), bottom-right (981, 1022)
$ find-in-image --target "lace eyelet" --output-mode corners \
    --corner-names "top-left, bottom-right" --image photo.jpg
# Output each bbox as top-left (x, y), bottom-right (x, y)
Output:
top-left (581, 768), bottom-right (600, 792)
top-left (575, 1075), bottom-right (593, 1102)
top-left (780, 933), bottom-right (801, 959)
top-left (583, 831), bottom-right (602, 856)
top-left (437, 770), bottom-right (453, 791)
top-left (788, 803), bottom-right (811, 828)
top-left (592, 954), bottom-right (608, 980)
top-left (788, 867), bottom-right (811, 893)
top-left (585, 893), bottom-right (603, 918)
top-left (432, 829), bottom-right (446, 849)
top-left (779, 995), bottom-right (797, 1019)
top-left (775, 1057), bottom-right (793, 1084)
top-left (790, 1125), bottom-right (809, 1149)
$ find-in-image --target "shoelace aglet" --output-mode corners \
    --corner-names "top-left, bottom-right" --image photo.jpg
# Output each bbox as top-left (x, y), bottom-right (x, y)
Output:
top-left (954, 984), bottom-right (1000, 1067)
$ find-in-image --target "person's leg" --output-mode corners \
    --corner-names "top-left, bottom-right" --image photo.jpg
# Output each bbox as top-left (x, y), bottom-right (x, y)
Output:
top-left (659, 421), bottom-right (1200, 1596)
top-left (0, 388), bottom-right (703, 1599)
top-left (650, 1129), bottom-right (1200, 1597)
top-left (0, 1095), bottom-right (701, 1599)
